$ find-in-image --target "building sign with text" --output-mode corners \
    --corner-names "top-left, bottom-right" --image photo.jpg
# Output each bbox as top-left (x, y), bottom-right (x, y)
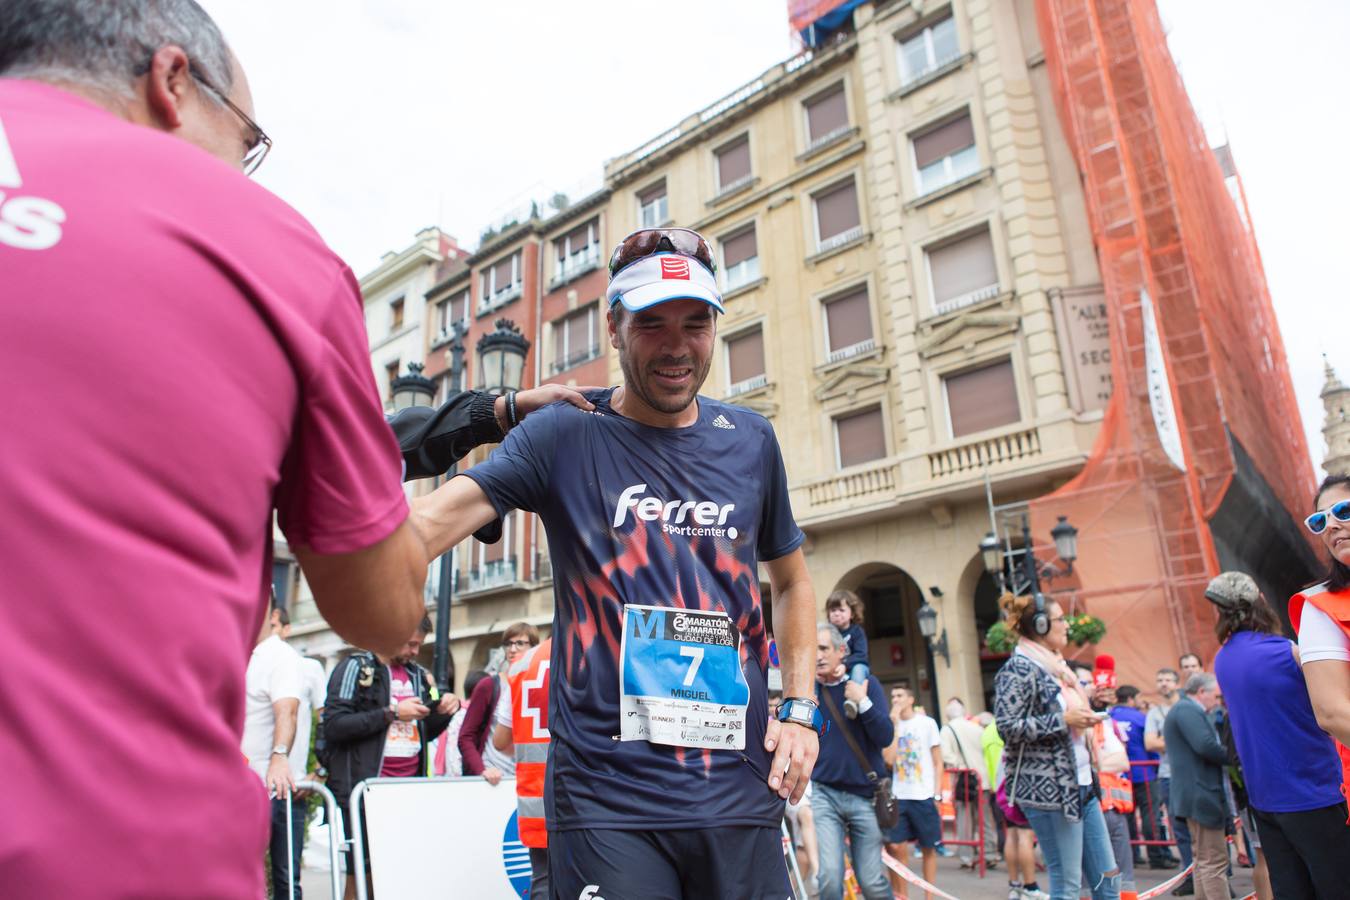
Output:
top-left (1052, 287), bottom-right (1113, 414)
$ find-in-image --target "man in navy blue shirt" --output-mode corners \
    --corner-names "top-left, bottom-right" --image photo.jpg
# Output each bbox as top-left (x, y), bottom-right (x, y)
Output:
top-left (1111, 685), bottom-right (1170, 869)
top-left (812, 623), bottom-right (894, 900)
top-left (407, 229), bottom-right (821, 898)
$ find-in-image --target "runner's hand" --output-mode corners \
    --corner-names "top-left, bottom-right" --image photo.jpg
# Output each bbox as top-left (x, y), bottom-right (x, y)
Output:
top-left (266, 755), bottom-right (296, 797)
top-left (764, 718), bottom-right (819, 803)
top-left (514, 384), bottom-right (599, 420)
top-left (397, 698), bottom-right (430, 721)
top-left (483, 766), bottom-right (504, 786)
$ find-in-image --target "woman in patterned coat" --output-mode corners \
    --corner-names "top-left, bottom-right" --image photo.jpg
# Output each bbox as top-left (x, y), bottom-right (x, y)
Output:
top-left (994, 593), bottom-right (1122, 900)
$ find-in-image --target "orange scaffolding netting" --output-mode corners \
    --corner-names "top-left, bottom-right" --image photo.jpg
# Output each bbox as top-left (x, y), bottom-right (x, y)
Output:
top-left (1027, 0), bottom-right (1316, 678)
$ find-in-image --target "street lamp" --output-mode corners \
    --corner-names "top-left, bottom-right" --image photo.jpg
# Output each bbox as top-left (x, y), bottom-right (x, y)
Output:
top-left (432, 324), bottom-right (467, 692)
top-left (916, 594), bottom-right (949, 666)
top-left (476, 318), bottom-right (530, 394)
top-left (390, 361), bottom-right (436, 411)
top-left (979, 532), bottom-right (1003, 579)
top-left (1050, 516), bottom-right (1079, 573)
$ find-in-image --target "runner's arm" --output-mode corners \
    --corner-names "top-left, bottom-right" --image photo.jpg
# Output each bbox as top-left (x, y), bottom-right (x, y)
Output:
top-left (1304, 659), bottom-right (1350, 746)
top-left (294, 518), bottom-right (429, 658)
top-left (408, 475), bottom-right (501, 561)
top-left (767, 548), bottom-right (816, 700)
top-left (762, 548), bottom-right (820, 803)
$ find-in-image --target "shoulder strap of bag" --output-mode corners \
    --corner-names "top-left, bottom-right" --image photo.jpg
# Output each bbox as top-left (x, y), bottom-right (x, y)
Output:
top-left (819, 685), bottom-right (881, 783)
top-left (944, 723), bottom-right (973, 769)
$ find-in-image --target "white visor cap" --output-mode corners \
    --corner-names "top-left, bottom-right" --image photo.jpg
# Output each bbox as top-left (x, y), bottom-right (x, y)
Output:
top-left (606, 253), bottom-right (724, 314)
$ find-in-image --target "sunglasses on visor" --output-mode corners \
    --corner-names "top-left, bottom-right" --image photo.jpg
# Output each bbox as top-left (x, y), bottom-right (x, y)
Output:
top-left (608, 228), bottom-right (717, 278)
top-left (1305, 500), bottom-right (1350, 535)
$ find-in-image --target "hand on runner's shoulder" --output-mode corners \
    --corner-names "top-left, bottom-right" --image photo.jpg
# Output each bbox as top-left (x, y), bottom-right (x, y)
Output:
top-left (514, 384), bottom-right (601, 419)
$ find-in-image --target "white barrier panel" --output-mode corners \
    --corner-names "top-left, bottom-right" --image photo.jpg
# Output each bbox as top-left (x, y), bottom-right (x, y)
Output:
top-left (363, 777), bottom-right (528, 899)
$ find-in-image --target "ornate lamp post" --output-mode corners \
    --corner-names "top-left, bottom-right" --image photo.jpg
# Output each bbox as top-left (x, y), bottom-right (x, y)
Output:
top-left (390, 361), bottom-right (436, 411)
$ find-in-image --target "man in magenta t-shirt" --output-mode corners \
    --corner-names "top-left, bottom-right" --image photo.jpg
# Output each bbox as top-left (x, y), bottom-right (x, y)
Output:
top-left (0, 2), bottom-right (434, 895)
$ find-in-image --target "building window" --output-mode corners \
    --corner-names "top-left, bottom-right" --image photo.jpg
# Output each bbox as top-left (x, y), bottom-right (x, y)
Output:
top-left (913, 113), bottom-right (978, 195)
top-left (822, 285), bottom-right (874, 363)
top-left (554, 218), bottom-right (600, 284)
top-left (812, 178), bottom-right (862, 253)
top-left (804, 83), bottom-right (850, 149)
top-left (435, 289), bottom-right (469, 339)
top-left (389, 296), bottom-right (405, 331)
top-left (480, 251), bottom-right (522, 312)
top-left (835, 406), bottom-right (886, 468)
top-left (471, 512), bottom-right (517, 591)
top-left (944, 358), bottom-right (1020, 438)
top-left (927, 227), bottom-right (999, 314)
top-left (898, 15), bottom-right (960, 86)
top-left (552, 304), bottom-right (599, 374)
top-left (725, 327), bottom-right (766, 396)
top-left (384, 360), bottom-right (400, 398)
top-left (638, 181), bottom-right (668, 229)
top-left (721, 226), bottom-right (760, 291)
top-left (271, 559), bottom-right (297, 611)
top-left (715, 136), bottom-right (753, 193)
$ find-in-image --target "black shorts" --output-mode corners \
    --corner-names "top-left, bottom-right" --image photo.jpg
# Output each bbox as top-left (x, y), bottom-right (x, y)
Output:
top-left (336, 797), bottom-right (370, 873)
top-left (549, 825), bottom-right (792, 900)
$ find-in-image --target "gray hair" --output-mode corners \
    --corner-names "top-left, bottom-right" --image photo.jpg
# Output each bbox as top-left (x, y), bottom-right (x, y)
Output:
top-left (0, 0), bottom-right (232, 100)
top-left (818, 622), bottom-right (846, 651)
top-left (1184, 672), bottom-right (1218, 696)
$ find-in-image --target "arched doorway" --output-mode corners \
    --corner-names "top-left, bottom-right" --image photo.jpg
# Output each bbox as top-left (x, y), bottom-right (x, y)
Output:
top-left (834, 563), bottom-right (929, 711)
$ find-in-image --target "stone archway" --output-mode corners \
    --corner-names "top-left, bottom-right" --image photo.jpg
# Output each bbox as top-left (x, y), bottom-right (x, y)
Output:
top-left (834, 563), bottom-right (927, 708)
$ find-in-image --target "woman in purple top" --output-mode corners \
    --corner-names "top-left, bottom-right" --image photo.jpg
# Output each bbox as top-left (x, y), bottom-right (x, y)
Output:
top-left (1208, 571), bottom-right (1350, 900)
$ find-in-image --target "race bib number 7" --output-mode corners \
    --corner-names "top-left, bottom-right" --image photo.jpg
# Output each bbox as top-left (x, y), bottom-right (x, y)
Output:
top-left (619, 604), bottom-right (749, 750)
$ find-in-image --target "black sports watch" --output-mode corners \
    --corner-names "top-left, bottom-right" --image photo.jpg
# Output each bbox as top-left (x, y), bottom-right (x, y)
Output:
top-left (776, 697), bottom-right (825, 733)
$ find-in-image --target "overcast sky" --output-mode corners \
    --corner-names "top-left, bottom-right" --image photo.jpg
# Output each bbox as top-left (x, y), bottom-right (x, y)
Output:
top-left (201, 0), bottom-right (1348, 474)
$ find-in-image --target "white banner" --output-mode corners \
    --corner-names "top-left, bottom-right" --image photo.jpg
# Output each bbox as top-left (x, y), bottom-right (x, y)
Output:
top-left (362, 777), bottom-right (528, 898)
top-left (1140, 289), bottom-right (1187, 471)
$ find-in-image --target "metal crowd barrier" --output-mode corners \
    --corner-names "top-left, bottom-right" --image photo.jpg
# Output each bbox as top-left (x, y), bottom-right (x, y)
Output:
top-left (940, 766), bottom-right (989, 877)
top-left (276, 780), bottom-right (344, 900)
top-left (1127, 759), bottom-right (1179, 857)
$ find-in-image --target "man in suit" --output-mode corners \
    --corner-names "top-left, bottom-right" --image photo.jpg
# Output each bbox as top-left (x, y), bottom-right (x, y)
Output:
top-left (1163, 673), bottom-right (1231, 900)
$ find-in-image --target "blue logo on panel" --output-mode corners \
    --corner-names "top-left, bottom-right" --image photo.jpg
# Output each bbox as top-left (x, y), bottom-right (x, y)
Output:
top-left (501, 810), bottom-right (531, 898)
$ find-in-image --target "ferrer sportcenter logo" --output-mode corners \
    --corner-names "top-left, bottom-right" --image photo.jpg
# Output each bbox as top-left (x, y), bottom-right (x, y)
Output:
top-left (612, 483), bottom-right (739, 540)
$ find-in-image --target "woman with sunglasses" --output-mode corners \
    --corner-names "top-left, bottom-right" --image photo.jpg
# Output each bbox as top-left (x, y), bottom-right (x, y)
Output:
top-left (1292, 474), bottom-right (1350, 744)
top-left (1291, 475), bottom-right (1350, 764)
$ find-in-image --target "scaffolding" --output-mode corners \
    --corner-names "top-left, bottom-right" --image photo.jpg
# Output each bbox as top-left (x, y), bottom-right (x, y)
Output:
top-left (1026, 0), bottom-right (1316, 673)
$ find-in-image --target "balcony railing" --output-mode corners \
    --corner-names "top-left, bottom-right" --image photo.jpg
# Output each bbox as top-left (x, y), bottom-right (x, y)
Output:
top-left (723, 257), bottom-right (761, 293)
top-left (550, 346), bottom-right (600, 374)
top-left (927, 426), bottom-right (1042, 480)
top-left (468, 559), bottom-right (518, 592)
top-left (826, 338), bottom-right (876, 364)
top-left (477, 284), bottom-right (522, 315)
top-left (816, 225), bottom-right (863, 255)
top-left (727, 373), bottom-right (768, 397)
top-left (806, 458), bottom-right (899, 507)
top-left (550, 248), bottom-right (601, 289)
top-left (933, 283), bottom-right (999, 316)
top-left (916, 145), bottom-right (980, 196)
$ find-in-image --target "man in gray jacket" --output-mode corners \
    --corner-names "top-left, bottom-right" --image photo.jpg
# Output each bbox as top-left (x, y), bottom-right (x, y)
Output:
top-left (1162, 674), bottom-right (1231, 900)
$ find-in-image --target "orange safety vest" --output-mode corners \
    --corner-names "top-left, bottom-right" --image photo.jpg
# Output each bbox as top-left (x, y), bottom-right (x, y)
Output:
top-left (1290, 584), bottom-right (1350, 790)
top-left (510, 638), bottom-right (551, 848)
top-left (1092, 721), bottom-right (1135, 815)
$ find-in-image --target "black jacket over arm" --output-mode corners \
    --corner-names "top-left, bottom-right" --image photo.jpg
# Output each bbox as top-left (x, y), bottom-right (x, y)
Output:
top-left (387, 391), bottom-right (504, 481)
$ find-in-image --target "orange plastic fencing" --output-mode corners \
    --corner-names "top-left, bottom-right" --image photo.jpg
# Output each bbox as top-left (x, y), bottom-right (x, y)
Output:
top-left (1027, 0), bottom-right (1316, 678)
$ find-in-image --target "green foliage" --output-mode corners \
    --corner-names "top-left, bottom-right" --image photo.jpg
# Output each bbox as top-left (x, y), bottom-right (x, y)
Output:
top-left (1068, 614), bottom-right (1107, 646)
top-left (985, 620), bottom-right (1019, 655)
